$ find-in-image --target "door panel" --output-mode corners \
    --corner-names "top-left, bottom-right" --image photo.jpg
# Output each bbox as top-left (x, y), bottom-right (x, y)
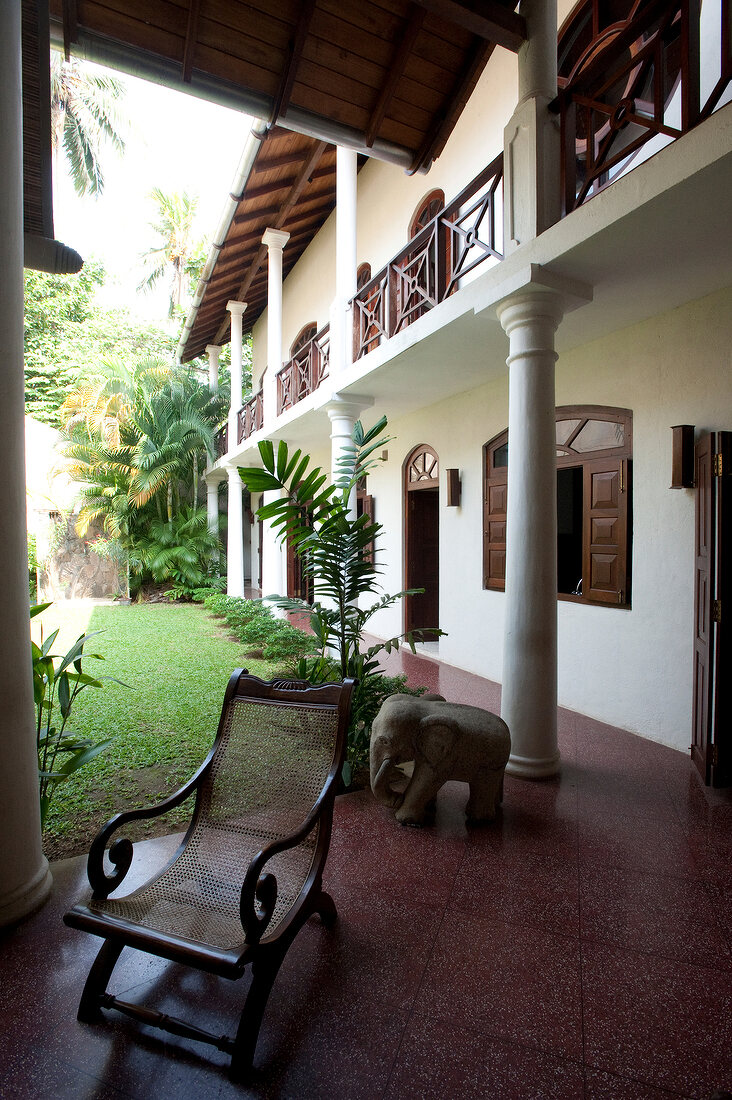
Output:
top-left (692, 431), bottom-right (731, 786)
top-left (406, 487), bottom-right (439, 632)
top-left (693, 432), bottom-right (714, 782)
top-left (583, 457), bottom-right (628, 605)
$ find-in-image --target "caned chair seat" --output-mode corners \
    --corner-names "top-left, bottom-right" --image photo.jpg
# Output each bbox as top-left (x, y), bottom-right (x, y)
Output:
top-left (64, 670), bottom-right (354, 1078)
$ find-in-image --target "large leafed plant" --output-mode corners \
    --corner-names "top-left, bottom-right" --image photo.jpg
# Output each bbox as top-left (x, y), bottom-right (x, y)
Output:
top-left (238, 415), bottom-right (440, 688)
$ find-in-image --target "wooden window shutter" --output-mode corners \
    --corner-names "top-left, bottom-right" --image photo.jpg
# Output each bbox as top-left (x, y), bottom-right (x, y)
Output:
top-left (583, 457), bottom-right (629, 605)
top-left (483, 468), bottom-right (507, 590)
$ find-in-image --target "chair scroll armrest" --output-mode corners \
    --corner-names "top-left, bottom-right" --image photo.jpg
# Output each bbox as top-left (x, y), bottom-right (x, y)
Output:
top-left (239, 771), bottom-right (338, 943)
top-left (87, 757), bottom-right (213, 898)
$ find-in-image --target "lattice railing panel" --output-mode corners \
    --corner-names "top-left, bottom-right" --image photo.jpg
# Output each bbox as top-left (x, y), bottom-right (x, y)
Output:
top-left (554, 0), bottom-right (732, 212)
top-left (277, 325), bottom-right (330, 415)
top-left (350, 155), bottom-right (504, 360)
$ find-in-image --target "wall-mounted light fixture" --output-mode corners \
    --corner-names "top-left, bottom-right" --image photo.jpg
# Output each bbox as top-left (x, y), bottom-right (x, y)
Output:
top-left (446, 468), bottom-right (461, 507)
top-left (670, 424), bottom-right (695, 488)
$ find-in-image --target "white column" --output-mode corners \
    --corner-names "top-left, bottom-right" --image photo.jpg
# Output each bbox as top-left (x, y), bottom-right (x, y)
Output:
top-left (206, 344), bottom-right (221, 393)
top-left (503, 0), bottom-right (560, 252)
top-left (226, 466), bottom-right (245, 598)
top-left (206, 477), bottom-right (220, 564)
top-left (330, 146), bottom-right (358, 375)
top-left (226, 302), bottom-right (246, 452)
top-left (262, 228), bottom-right (290, 423)
top-left (0, 0), bottom-right (52, 925)
top-left (497, 289), bottom-right (564, 779)
top-left (325, 395), bottom-right (374, 520)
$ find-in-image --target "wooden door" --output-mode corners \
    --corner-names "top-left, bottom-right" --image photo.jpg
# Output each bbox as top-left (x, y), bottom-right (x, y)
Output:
top-left (692, 431), bottom-right (731, 786)
top-left (406, 487), bottom-right (439, 632)
top-left (404, 445), bottom-right (440, 633)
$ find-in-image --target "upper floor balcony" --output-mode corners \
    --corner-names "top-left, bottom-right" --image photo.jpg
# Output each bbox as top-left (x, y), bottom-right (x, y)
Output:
top-left (204, 0), bottom-right (731, 464)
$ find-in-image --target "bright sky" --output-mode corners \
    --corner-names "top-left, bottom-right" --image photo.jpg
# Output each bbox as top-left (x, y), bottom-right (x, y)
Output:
top-left (53, 60), bottom-right (253, 324)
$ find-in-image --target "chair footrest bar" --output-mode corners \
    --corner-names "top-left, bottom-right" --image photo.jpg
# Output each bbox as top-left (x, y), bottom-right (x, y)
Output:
top-left (99, 994), bottom-right (235, 1054)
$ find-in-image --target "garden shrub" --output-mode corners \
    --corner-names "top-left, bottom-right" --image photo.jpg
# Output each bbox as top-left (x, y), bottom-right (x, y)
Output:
top-left (204, 593), bottom-right (316, 664)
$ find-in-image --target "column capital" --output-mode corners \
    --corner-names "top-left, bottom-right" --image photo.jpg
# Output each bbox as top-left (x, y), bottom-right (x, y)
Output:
top-left (204, 468), bottom-right (227, 486)
top-left (262, 227), bottom-right (290, 252)
top-left (495, 267), bottom-right (592, 334)
top-left (226, 300), bottom-right (247, 318)
top-left (323, 393), bottom-right (375, 425)
top-left (205, 343), bottom-right (222, 357)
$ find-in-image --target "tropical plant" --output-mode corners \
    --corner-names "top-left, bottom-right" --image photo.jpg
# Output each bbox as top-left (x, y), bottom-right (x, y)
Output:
top-left (28, 533), bottom-right (39, 600)
top-left (238, 416), bottom-right (442, 773)
top-left (135, 506), bottom-right (223, 594)
top-left (240, 416), bottom-right (438, 676)
top-left (31, 603), bottom-right (120, 828)
top-left (138, 188), bottom-right (203, 318)
top-left (50, 54), bottom-right (126, 197)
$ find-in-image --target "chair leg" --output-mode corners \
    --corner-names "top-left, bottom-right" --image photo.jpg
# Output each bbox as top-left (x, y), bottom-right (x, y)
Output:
top-left (313, 889), bottom-right (337, 928)
top-left (230, 951), bottom-right (284, 1081)
top-left (78, 938), bottom-right (125, 1024)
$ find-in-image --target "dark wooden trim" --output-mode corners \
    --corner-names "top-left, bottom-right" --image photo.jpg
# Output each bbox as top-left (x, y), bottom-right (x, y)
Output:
top-left (410, 0), bottom-right (526, 52)
top-left (365, 6), bottom-right (425, 148)
top-left (270, 0), bottom-right (316, 125)
top-left (181, 0), bottom-right (201, 84)
top-left (411, 35), bottom-right (493, 172)
top-left (62, 0), bottom-right (78, 60)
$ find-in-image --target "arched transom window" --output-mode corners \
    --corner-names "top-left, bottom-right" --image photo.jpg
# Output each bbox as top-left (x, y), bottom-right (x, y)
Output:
top-left (406, 444), bottom-right (439, 489)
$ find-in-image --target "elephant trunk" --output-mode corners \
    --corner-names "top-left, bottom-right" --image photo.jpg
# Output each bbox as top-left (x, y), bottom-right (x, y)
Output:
top-left (370, 754), bottom-right (403, 809)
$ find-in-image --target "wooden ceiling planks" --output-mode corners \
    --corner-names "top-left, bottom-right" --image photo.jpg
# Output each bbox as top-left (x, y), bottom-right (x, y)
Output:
top-left (179, 130), bottom-right (338, 360)
top-left (53, 0), bottom-right (522, 173)
top-left (48, 0), bottom-right (525, 359)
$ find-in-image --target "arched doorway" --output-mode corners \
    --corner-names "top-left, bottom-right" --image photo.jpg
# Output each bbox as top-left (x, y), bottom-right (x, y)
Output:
top-left (404, 444), bottom-right (440, 634)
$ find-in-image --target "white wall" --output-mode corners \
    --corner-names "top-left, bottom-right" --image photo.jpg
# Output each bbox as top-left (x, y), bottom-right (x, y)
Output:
top-left (364, 286), bottom-right (732, 751)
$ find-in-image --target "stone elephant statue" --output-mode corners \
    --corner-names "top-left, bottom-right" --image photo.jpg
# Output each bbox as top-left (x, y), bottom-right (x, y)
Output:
top-left (370, 693), bottom-right (511, 826)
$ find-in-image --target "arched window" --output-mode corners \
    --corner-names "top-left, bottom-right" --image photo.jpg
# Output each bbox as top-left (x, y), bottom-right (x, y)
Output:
top-left (409, 190), bottom-right (445, 238)
top-left (483, 407), bottom-right (632, 607)
top-left (356, 262), bottom-right (371, 291)
top-left (289, 322), bottom-right (317, 358)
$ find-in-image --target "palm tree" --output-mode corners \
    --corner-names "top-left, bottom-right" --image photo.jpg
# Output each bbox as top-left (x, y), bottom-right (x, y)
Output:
top-left (50, 54), bottom-right (126, 197)
top-left (138, 189), bottom-right (202, 318)
top-left (62, 359), bottom-right (226, 523)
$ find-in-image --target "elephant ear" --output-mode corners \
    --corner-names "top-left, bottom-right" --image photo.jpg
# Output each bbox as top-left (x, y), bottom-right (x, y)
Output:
top-left (416, 714), bottom-right (459, 768)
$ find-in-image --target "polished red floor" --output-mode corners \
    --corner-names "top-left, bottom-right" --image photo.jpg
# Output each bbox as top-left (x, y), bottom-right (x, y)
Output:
top-left (2, 649), bottom-right (731, 1099)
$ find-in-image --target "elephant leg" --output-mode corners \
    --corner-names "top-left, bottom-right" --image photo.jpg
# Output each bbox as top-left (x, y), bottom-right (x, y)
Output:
top-left (396, 768), bottom-right (442, 827)
top-left (466, 769), bottom-right (504, 824)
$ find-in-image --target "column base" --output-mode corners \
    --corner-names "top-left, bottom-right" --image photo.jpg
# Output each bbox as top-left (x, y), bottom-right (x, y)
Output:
top-left (505, 750), bottom-right (561, 779)
top-left (0, 859), bottom-right (52, 928)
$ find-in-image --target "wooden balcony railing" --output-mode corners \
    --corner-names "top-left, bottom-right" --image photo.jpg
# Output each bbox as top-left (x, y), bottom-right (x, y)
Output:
top-left (351, 154), bottom-right (504, 361)
top-left (215, 423), bottom-right (228, 458)
top-left (552, 0), bottom-right (732, 213)
top-left (237, 391), bottom-right (263, 443)
top-left (277, 325), bottom-right (330, 414)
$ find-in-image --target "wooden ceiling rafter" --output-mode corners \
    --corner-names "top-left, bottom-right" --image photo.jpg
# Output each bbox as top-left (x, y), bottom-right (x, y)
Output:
top-left (213, 137), bottom-right (330, 344)
top-left (182, 0), bottom-right (202, 84)
top-left (270, 0), bottom-right (317, 125)
top-left (412, 34), bottom-right (495, 172)
top-left (365, 5), bottom-right (426, 149)
top-left (411, 0), bottom-right (525, 51)
top-left (61, 0), bottom-right (78, 60)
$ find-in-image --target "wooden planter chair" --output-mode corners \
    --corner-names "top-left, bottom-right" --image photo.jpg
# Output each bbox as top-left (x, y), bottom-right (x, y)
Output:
top-left (64, 669), bottom-right (355, 1079)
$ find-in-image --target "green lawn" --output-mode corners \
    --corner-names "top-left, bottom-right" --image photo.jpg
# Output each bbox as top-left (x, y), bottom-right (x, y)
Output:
top-left (35, 602), bottom-right (280, 861)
